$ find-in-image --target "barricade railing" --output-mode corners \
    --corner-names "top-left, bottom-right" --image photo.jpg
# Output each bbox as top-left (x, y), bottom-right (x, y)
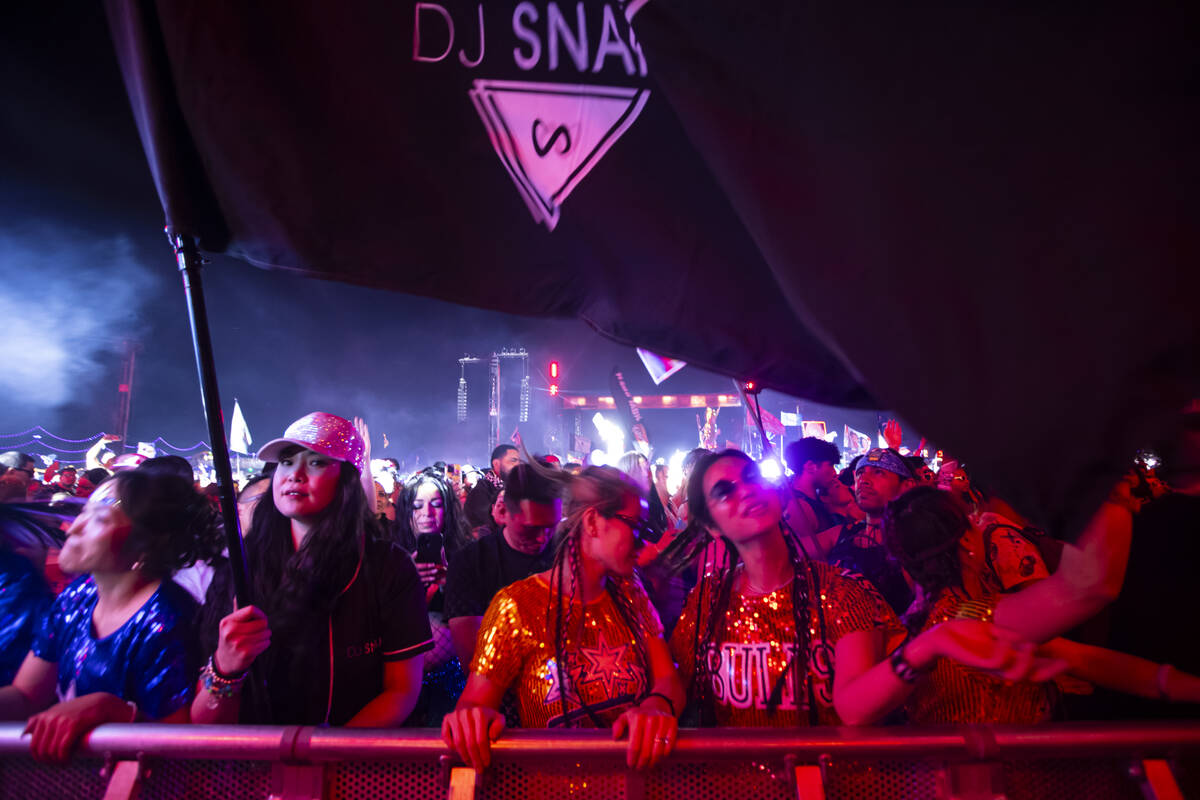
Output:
top-left (0, 721), bottom-right (1196, 800)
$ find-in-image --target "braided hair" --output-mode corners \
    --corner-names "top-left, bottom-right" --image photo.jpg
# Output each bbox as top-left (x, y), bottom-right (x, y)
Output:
top-left (530, 462), bottom-right (654, 726)
top-left (653, 449), bottom-right (822, 725)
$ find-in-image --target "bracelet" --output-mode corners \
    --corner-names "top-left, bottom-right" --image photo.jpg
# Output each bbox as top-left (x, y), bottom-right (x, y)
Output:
top-left (1156, 664), bottom-right (1174, 701)
top-left (201, 655), bottom-right (249, 699)
top-left (639, 691), bottom-right (677, 717)
top-left (889, 641), bottom-right (930, 684)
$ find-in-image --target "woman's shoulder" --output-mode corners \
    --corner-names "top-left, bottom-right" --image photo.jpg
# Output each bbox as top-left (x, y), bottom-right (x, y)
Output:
top-left (55, 574), bottom-right (97, 608)
top-left (124, 579), bottom-right (199, 651)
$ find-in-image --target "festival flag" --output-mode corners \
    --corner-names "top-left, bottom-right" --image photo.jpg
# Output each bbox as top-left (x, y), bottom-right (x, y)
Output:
top-left (747, 405), bottom-right (786, 437)
top-left (610, 368), bottom-right (651, 454)
top-left (136, 441), bottom-right (156, 458)
top-left (636, 348), bottom-right (687, 385)
top-left (229, 399), bottom-right (253, 455)
top-left (844, 425), bottom-right (872, 456)
top-left (801, 421), bottom-right (827, 439)
top-left (779, 411), bottom-right (801, 427)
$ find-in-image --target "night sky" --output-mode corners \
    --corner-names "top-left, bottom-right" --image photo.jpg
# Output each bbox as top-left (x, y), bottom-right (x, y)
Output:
top-left (0, 5), bottom-right (891, 469)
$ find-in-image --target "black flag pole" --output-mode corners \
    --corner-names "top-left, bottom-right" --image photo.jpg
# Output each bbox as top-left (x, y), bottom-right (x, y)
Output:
top-left (172, 232), bottom-right (252, 607)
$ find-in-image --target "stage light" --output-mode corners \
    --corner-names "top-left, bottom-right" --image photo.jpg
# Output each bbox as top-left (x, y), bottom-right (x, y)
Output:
top-left (589, 449), bottom-right (609, 467)
top-left (760, 457), bottom-right (783, 481)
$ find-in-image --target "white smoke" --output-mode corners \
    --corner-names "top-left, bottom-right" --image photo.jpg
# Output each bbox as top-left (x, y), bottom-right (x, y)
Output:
top-left (0, 224), bottom-right (157, 417)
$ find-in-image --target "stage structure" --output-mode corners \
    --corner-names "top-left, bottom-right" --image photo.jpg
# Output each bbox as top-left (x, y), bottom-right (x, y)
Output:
top-left (458, 349), bottom-right (529, 452)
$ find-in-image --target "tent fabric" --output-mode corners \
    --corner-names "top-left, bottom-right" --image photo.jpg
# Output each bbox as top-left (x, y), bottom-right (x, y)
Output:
top-left (104, 0), bottom-right (1197, 539)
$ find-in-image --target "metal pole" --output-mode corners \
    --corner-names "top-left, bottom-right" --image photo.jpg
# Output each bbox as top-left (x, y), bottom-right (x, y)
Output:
top-left (735, 379), bottom-right (772, 459)
top-left (171, 233), bottom-right (252, 607)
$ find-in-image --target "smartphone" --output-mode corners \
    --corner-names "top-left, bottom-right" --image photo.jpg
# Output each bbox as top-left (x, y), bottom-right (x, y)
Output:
top-left (415, 532), bottom-right (444, 565)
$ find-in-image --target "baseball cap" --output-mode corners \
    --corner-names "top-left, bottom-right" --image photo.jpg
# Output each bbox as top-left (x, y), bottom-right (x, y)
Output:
top-left (256, 412), bottom-right (365, 473)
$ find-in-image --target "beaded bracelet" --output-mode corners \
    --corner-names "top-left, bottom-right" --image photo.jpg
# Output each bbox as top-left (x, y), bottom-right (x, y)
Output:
top-left (200, 655), bottom-right (249, 699)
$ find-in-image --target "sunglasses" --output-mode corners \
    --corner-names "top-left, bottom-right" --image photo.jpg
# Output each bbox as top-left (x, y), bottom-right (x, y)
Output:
top-left (611, 513), bottom-right (655, 542)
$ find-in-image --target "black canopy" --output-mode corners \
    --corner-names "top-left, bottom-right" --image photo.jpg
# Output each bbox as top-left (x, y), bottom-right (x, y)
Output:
top-left (105, 0), bottom-right (1198, 538)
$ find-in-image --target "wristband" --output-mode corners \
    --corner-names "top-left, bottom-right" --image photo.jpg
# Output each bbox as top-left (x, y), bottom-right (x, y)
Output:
top-left (889, 641), bottom-right (930, 684)
top-left (125, 700), bottom-right (138, 723)
top-left (639, 691), bottom-right (677, 717)
top-left (201, 655), bottom-right (249, 699)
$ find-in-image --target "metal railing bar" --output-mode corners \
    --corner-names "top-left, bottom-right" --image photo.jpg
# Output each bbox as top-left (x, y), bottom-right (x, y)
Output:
top-left (0, 722), bottom-right (1196, 763)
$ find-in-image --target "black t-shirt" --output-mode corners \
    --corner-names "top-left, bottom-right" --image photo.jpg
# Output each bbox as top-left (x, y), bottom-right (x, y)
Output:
top-left (463, 473), bottom-right (502, 534)
top-left (266, 537), bottom-right (434, 725)
top-left (443, 531), bottom-right (554, 620)
top-left (828, 522), bottom-right (914, 617)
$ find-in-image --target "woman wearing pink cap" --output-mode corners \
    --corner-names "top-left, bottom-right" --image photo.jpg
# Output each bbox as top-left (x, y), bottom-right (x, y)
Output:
top-left (191, 412), bottom-right (433, 726)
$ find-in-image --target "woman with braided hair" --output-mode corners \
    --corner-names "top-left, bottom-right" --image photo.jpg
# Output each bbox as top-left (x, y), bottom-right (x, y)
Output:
top-left (442, 465), bottom-right (684, 772)
top-left (663, 450), bottom-right (1064, 728)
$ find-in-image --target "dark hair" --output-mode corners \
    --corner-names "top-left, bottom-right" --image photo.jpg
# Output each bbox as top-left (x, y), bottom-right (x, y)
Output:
top-left (200, 452), bottom-right (381, 717)
top-left (540, 465), bottom-right (653, 725)
top-left (137, 455), bottom-right (195, 482)
top-left (904, 456), bottom-right (928, 474)
top-left (784, 438), bottom-right (840, 472)
top-left (104, 470), bottom-right (223, 578)
top-left (654, 449), bottom-right (819, 725)
top-left (881, 485), bottom-right (970, 634)
top-left (395, 468), bottom-right (471, 555)
top-left (682, 448), bottom-right (709, 475)
top-left (238, 472), bottom-right (272, 500)
top-left (503, 462), bottom-right (561, 511)
top-left (837, 466), bottom-right (856, 488)
top-left (490, 444), bottom-right (518, 463)
top-left (83, 467), bottom-right (111, 484)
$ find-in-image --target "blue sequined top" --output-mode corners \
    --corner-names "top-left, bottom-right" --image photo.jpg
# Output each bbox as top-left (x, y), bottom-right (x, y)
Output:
top-left (0, 549), bottom-right (53, 684)
top-left (32, 576), bottom-right (199, 719)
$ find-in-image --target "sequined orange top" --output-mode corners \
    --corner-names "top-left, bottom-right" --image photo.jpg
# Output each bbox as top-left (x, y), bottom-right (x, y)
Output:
top-left (471, 574), bottom-right (664, 729)
top-left (669, 562), bottom-right (898, 727)
top-left (907, 590), bottom-right (1057, 724)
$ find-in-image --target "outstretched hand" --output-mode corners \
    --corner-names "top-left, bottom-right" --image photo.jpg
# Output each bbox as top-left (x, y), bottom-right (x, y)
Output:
top-left (883, 420), bottom-right (903, 451)
top-left (925, 620), bottom-right (1067, 683)
top-left (612, 705), bottom-right (677, 769)
top-left (442, 706), bottom-right (506, 771)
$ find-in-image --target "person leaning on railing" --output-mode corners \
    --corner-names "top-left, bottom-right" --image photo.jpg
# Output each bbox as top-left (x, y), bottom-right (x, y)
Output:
top-left (0, 470), bottom-right (221, 762)
top-left (442, 466), bottom-right (685, 772)
top-left (659, 450), bottom-right (1065, 729)
top-left (192, 413), bottom-right (433, 727)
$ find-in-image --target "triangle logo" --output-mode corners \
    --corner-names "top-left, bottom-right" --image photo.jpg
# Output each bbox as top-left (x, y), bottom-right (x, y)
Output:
top-left (470, 80), bottom-right (650, 231)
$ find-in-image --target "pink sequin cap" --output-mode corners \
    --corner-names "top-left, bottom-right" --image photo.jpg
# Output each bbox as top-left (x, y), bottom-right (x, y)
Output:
top-left (256, 412), bottom-right (365, 473)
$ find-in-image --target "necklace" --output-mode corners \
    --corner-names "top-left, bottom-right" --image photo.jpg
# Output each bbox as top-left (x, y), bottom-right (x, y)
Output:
top-left (742, 567), bottom-right (795, 596)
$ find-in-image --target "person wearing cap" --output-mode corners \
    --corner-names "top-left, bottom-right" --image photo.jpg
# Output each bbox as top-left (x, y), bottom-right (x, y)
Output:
top-left (191, 412), bottom-right (433, 727)
top-left (811, 448), bottom-right (917, 617)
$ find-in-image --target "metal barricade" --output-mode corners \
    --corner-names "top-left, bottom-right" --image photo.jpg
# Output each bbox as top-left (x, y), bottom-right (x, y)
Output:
top-left (0, 722), bottom-right (1196, 800)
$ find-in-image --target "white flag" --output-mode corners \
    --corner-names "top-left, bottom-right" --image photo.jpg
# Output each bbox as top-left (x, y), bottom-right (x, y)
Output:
top-left (230, 399), bottom-right (253, 455)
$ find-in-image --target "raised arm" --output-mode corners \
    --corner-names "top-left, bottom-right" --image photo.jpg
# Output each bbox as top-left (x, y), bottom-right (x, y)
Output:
top-left (993, 486), bottom-right (1135, 642)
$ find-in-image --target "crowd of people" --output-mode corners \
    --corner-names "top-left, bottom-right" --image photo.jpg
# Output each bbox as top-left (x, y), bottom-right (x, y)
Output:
top-left (0, 405), bottom-right (1197, 771)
